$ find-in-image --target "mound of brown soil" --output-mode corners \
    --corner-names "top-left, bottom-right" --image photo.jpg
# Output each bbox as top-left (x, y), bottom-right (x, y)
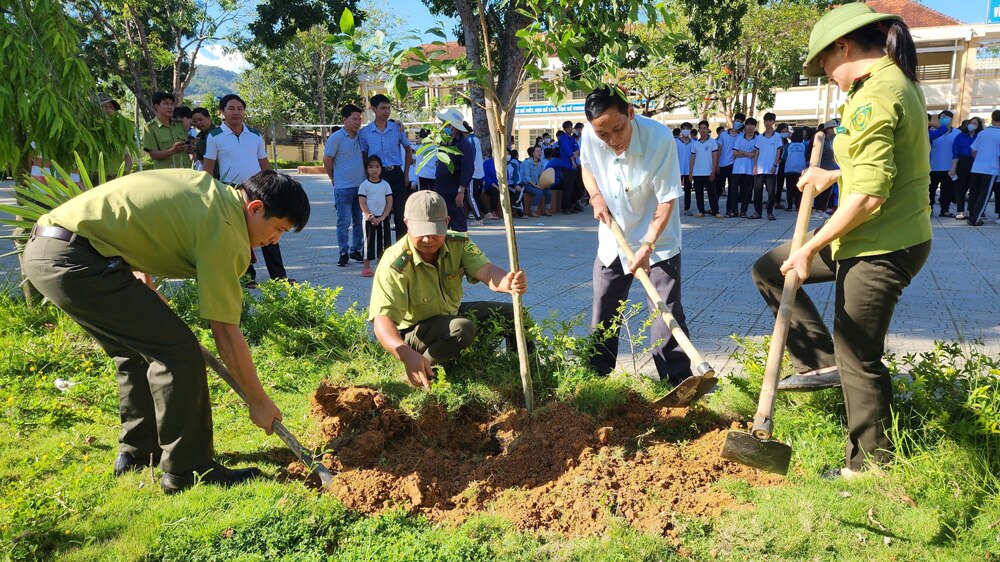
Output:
top-left (294, 382), bottom-right (782, 537)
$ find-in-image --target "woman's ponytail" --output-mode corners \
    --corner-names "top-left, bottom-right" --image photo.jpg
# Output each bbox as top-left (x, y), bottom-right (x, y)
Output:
top-left (884, 19), bottom-right (918, 82)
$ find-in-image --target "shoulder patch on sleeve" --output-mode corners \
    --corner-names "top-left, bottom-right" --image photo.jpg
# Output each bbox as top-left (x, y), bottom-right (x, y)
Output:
top-left (390, 250), bottom-right (412, 273)
top-left (209, 127), bottom-right (225, 137)
top-left (850, 102), bottom-right (873, 132)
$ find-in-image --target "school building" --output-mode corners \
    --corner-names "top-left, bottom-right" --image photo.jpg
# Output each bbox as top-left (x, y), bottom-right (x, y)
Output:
top-left (373, 0), bottom-right (1000, 155)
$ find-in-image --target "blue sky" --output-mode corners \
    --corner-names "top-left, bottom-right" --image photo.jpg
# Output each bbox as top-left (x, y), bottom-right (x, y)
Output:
top-left (196, 0), bottom-right (990, 72)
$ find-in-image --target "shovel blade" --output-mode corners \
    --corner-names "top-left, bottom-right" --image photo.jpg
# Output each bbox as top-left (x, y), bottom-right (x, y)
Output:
top-left (721, 430), bottom-right (792, 475)
top-left (653, 376), bottom-right (718, 408)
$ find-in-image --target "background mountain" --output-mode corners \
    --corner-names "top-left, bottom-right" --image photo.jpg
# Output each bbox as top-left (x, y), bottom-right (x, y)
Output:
top-left (185, 65), bottom-right (241, 101)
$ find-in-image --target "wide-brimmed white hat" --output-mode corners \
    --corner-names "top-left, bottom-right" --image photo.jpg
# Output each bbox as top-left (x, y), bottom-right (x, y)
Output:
top-left (437, 108), bottom-right (469, 132)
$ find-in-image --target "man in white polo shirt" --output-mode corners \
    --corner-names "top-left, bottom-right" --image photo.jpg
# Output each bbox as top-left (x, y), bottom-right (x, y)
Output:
top-left (205, 94), bottom-right (291, 284)
top-left (579, 86), bottom-right (693, 385)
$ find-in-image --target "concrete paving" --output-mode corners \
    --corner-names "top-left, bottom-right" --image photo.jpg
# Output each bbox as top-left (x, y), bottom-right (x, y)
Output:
top-left (2, 174), bottom-right (998, 378)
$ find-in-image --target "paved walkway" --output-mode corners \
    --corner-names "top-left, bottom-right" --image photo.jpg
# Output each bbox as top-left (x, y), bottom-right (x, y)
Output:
top-left (2, 174), bottom-right (998, 378)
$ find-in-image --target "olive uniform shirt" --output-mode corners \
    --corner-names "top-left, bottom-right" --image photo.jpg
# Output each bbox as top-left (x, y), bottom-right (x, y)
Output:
top-left (37, 169), bottom-right (251, 324)
top-left (369, 233), bottom-right (491, 330)
top-left (142, 118), bottom-right (190, 170)
top-left (832, 56), bottom-right (932, 260)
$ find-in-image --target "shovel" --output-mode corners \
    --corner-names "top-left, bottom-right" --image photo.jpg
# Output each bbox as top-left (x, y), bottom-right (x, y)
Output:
top-left (720, 132), bottom-right (826, 476)
top-left (607, 218), bottom-right (716, 407)
top-left (200, 346), bottom-right (335, 490)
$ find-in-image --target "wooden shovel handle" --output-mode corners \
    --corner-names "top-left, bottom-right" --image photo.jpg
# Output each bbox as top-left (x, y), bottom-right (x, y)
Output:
top-left (607, 218), bottom-right (710, 375)
top-left (752, 132), bottom-right (825, 439)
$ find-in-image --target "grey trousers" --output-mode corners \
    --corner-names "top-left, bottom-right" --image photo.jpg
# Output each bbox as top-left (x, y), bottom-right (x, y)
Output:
top-left (23, 235), bottom-right (213, 473)
top-left (751, 229), bottom-right (931, 469)
top-left (402, 301), bottom-right (515, 364)
top-left (590, 254), bottom-right (692, 385)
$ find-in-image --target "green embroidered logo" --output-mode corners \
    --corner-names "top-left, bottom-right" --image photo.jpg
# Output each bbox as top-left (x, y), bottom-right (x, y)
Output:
top-left (851, 102), bottom-right (873, 132)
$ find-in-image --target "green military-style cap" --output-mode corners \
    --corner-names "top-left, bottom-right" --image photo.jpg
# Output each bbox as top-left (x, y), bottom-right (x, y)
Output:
top-left (803, 3), bottom-right (902, 77)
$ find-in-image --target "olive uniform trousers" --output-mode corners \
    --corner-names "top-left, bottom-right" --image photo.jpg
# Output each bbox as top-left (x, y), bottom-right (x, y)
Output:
top-left (23, 234), bottom-right (214, 474)
top-left (751, 228), bottom-right (930, 470)
top-left (401, 301), bottom-right (515, 364)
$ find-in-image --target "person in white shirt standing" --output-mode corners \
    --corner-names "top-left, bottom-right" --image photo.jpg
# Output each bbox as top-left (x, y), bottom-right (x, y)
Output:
top-left (204, 94), bottom-right (291, 285)
top-left (579, 86), bottom-right (693, 385)
top-left (675, 122), bottom-right (695, 216)
top-left (688, 120), bottom-right (721, 217)
top-left (754, 112), bottom-right (784, 220)
top-left (358, 155), bottom-right (394, 277)
top-left (967, 109), bottom-right (1000, 226)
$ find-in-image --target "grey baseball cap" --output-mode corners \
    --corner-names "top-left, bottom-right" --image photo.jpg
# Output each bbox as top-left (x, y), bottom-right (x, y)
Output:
top-left (404, 190), bottom-right (448, 236)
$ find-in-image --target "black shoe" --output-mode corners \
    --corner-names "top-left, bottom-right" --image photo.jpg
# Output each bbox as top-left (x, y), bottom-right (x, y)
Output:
top-left (113, 451), bottom-right (161, 476)
top-left (767, 214), bottom-right (776, 221)
top-left (350, 251), bottom-right (363, 262)
top-left (777, 368), bottom-right (841, 391)
top-left (338, 254), bottom-right (349, 267)
top-left (160, 461), bottom-right (263, 494)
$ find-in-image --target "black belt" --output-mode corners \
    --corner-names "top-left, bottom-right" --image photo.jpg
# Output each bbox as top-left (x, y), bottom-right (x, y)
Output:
top-left (383, 165), bottom-right (400, 171)
top-left (32, 225), bottom-right (91, 247)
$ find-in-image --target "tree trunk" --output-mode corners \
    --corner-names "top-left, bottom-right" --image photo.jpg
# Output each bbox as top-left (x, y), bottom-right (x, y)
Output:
top-left (483, 98), bottom-right (534, 412)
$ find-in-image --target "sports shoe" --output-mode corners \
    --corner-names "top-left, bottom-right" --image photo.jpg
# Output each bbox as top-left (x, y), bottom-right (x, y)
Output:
top-left (683, 210), bottom-right (693, 216)
top-left (160, 461), bottom-right (263, 494)
top-left (767, 214), bottom-right (776, 220)
top-left (955, 213), bottom-right (966, 220)
top-left (747, 213), bottom-right (762, 219)
top-left (714, 213), bottom-right (724, 218)
top-left (338, 254), bottom-right (349, 267)
top-left (695, 212), bottom-right (705, 218)
top-left (350, 251), bottom-right (363, 262)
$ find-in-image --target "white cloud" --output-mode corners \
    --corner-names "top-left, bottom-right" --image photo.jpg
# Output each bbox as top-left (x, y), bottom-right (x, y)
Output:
top-left (195, 44), bottom-right (249, 73)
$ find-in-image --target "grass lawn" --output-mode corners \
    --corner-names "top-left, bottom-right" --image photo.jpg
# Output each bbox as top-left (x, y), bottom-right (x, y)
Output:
top-left (1, 281), bottom-right (998, 561)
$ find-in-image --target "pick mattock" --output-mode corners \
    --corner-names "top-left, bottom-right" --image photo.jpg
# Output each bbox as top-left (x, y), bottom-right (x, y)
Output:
top-left (607, 218), bottom-right (716, 407)
top-left (720, 132), bottom-right (826, 476)
top-left (200, 346), bottom-right (336, 490)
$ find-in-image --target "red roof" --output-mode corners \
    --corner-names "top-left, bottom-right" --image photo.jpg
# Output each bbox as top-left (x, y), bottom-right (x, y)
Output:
top-left (418, 41), bottom-right (465, 61)
top-left (865, 0), bottom-right (961, 28)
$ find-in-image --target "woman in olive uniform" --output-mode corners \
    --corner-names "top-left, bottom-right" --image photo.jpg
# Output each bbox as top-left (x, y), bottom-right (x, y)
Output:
top-left (751, 4), bottom-right (932, 477)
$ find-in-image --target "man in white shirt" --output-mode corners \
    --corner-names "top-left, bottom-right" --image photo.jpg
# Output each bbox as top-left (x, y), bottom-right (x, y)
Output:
top-left (753, 112), bottom-right (784, 220)
top-left (579, 86), bottom-right (692, 385)
top-left (205, 94), bottom-right (290, 284)
top-left (968, 109), bottom-right (1000, 226)
top-left (689, 120), bottom-right (721, 217)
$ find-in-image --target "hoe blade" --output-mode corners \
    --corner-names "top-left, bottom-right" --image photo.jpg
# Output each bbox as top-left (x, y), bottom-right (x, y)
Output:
top-left (721, 430), bottom-right (792, 475)
top-left (653, 376), bottom-right (718, 408)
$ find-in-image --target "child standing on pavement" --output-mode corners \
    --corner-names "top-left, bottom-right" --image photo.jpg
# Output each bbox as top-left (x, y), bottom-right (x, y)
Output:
top-left (358, 156), bottom-right (393, 277)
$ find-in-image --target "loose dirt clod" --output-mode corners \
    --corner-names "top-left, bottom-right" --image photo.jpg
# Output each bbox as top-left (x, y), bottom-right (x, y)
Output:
top-left (293, 382), bottom-right (783, 537)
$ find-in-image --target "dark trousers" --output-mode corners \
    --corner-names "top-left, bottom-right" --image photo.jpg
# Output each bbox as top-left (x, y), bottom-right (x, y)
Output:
top-left (23, 235), bottom-right (214, 473)
top-left (928, 171), bottom-right (954, 215)
top-left (363, 219), bottom-right (391, 261)
top-left (968, 172), bottom-right (998, 225)
top-left (734, 173), bottom-right (754, 215)
top-left (418, 177), bottom-right (436, 191)
top-left (590, 255), bottom-right (692, 385)
top-left (784, 173), bottom-right (802, 210)
top-left (402, 301), bottom-right (515, 364)
top-left (751, 229), bottom-right (931, 469)
top-left (718, 165), bottom-right (736, 212)
top-left (559, 167), bottom-right (582, 211)
top-left (759, 174), bottom-right (778, 214)
top-left (693, 175), bottom-right (719, 214)
top-left (814, 183), bottom-right (835, 212)
top-left (953, 157), bottom-right (973, 213)
top-left (439, 189), bottom-right (468, 232)
top-left (384, 167), bottom-right (409, 241)
top-left (681, 175), bottom-right (692, 211)
top-left (247, 243), bottom-right (287, 281)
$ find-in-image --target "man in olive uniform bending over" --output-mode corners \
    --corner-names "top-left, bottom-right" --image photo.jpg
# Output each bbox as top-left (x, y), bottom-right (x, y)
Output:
top-left (369, 190), bottom-right (527, 388)
top-left (22, 169), bottom-right (310, 493)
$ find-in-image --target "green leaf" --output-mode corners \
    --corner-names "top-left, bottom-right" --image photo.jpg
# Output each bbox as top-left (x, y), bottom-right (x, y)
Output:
top-left (393, 74), bottom-right (409, 100)
top-left (426, 28), bottom-right (447, 40)
top-left (339, 9), bottom-right (355, 35)
top-left (402, 64), bottom-right (430, 78)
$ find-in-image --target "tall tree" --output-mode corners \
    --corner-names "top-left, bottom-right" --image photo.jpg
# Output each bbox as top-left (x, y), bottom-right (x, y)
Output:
top-left (71, 0), bottom-right (250, 119)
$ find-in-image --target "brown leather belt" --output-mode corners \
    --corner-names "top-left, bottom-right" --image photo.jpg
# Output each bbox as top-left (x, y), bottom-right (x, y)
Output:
top-left (31, 225), bottom-right (91, 247)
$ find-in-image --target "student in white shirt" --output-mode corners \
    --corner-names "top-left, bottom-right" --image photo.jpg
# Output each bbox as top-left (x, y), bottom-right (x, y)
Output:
top-left (689, 120), bottom-right (721, 217)
top-left (579, 86), bottom-right (692, 385)
top-left (732, 117), bottom-right (760, 218)
top-left (675, 122), bottom-right (695, 216)
top-left (357, 155), bottom-right (394, 276)
top-left (967, 109), bottom-right (1000, 226)
top-left (754, 112), bottom-right (784, 220)
top-left (719, 112), bottom-right (746, 216)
